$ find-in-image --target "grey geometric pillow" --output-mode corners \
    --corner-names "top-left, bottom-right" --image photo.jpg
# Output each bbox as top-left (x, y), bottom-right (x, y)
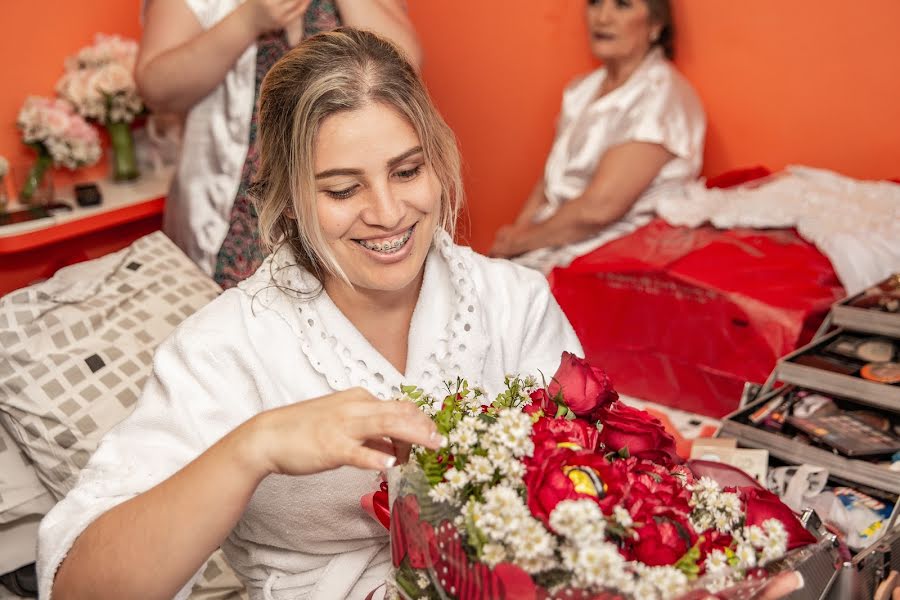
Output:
top-left (0, 231), bottom-right (246, 599)
top-left (0, 425), bottom-right (51, 527)
top-left (0, 231), bottom-right (220, 499)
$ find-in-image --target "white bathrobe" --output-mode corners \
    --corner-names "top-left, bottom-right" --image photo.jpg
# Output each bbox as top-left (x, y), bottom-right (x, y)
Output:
top-left (37, 231), bottom-right (582, 600)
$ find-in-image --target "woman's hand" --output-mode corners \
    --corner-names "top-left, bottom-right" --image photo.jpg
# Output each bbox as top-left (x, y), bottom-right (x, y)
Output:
top-left (248, 387), bottom-right (442, 477)
top-left (244, 0), bottom-right (312, 35)
top-left (490, 224), bottom-right (531, 258)
top-left (756, 572), bottom-right (805, 599)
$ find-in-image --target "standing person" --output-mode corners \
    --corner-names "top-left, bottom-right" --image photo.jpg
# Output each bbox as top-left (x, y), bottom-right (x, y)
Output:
top-left (490, 0), bottom-right (705, 273)
top-left (40, 29), bottom-right (581, 599)
top-left (136, 0), bottom-right (422, 277)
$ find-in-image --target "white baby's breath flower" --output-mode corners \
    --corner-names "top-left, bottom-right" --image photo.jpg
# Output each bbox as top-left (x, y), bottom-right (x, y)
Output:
top-left (428, 482), bottom-right (457, 505)
top-left (703, 548), bottom-right (730, 574)
top-left (763, 518), bottom-right (787, 541)
top-left (448, 421), bottom-right (478, 450)
top-left (550, 499), bottom-right (607, 545)
top-left (632, 582), bottom-right (660, 600)
top-left (571, 543), bottom-right (626, 588)
top-left (481, 543), bottom-right (508, 567)
top-left (499, 459), bottom-right (526, 484)
top-left (444, 467), bottom-right (469, 490)
top-left (745, 525), bottom-right (766, 548)
top-left (509, 518), bottom-right (556, 562)
top-left (492, 410), bottom-right (534, 456)
top-left (646, 566), bottom-right (689, 598)
top-left (416, 572), bottom-right (429, 589)
top-left (612, 505), bottom-right (633, 529)
top-left (735, 543), bottom-right (757, 568)
top-left (486, 443), bottom-right (512, 465)
top-left (465, 455), bottom-right (496, 483)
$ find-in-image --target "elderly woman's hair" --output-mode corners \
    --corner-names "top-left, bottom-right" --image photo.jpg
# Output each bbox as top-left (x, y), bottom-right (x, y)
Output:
top-left (646, 0), bottom-right (675, 59)
top-left (252, 28), bottom-right (463, 282)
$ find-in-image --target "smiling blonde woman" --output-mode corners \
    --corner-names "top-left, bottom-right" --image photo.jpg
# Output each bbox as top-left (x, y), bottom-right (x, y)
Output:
top-left (40, 28), bottom-right (582, 600)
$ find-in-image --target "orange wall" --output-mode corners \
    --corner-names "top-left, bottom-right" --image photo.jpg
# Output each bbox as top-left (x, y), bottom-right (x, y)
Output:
top-left (409, 0), bottom-right (900, 251)
top-left (2, 1), bottom-right (899, 252)
top-left (0, 1), bottom-right (143, 191)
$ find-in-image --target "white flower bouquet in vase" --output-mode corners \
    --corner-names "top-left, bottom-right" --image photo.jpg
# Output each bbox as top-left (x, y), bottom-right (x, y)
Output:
top-left (15, 97), bottom-right (101, 205)
top-left (56, 34), bottom-right (144, 181)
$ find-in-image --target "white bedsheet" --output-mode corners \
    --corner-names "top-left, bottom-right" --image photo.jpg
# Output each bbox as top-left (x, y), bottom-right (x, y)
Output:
top-left (656, 166), bottom-right (900, 295)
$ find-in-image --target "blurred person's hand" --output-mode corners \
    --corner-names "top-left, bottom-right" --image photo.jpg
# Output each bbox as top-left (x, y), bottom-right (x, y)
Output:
top-left (246, 0), bottom-right (313, 34)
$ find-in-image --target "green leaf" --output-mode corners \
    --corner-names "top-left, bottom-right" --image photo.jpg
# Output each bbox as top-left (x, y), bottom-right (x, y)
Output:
top-left (674, 540), bottom-right (702, 579)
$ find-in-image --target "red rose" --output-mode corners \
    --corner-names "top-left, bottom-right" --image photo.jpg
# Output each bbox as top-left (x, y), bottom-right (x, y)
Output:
top-left (623, 459), bottom-right (693, 520)
top-left (548, 352), bottom-right (618, 419)
top-left (530, 416), bottom-right (600, 457)
top-left (524, 447), bottom-right (630, 527)
top-left (596, 401), bottom-right (681, 465)
top-left (737, 487), bottom-right (817, 550)
top-left (626, 509), bottom-right (697, 566)
top-left (524, 388), bottom-right (557, 417)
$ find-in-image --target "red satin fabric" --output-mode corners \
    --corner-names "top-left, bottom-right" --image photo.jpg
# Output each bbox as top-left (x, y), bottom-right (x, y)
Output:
top-left (550, 168), bottom-right (844, 417)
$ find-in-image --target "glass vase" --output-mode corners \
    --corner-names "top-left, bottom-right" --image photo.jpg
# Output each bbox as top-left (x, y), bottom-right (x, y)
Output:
top-left (106, 121), bottom-right (140, 182)
top-left (17, 153), bottom-right (54, 206)
top-left (0, 175), bottom-right (8, 213)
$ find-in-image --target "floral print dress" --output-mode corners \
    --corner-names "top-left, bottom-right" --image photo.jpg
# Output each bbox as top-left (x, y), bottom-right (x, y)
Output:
top-left (213, 1), bottom-right (340, 289)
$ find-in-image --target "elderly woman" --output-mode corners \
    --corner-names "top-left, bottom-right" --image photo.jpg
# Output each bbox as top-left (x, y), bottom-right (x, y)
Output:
top-left (490, 0), bottom-right (706, 271)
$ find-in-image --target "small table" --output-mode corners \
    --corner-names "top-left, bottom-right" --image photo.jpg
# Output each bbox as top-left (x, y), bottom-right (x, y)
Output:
top-left (0, 167), bottom-right (172, 297)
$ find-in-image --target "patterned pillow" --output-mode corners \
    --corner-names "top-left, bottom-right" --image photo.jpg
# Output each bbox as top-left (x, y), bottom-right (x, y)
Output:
top-left (0, 231), bottom-right (246, 599)
top-left (0, 425), bottom-right (54, 575)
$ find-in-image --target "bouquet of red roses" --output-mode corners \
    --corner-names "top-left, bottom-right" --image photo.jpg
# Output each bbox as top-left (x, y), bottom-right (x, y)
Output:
top-left (384, 353), bottom-right (819, 599)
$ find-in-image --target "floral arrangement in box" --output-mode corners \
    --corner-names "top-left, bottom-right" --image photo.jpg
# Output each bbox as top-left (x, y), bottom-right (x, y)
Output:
top-left (383, 353), bottom-right (819, 599)
top-left (56, 34), bottom-right (143, 181)
top-left (16, 96), bottom-right (101, 202)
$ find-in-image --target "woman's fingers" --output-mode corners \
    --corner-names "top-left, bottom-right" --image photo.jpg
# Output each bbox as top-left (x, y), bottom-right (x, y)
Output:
top-left (347, 402), bottom-right (441, 451)
top-left (392, 440), bottom-right (413, 465)
top-left (756, 572), bottom-right (804, 600)
top-left (343, 444), bottom-right (399, 471)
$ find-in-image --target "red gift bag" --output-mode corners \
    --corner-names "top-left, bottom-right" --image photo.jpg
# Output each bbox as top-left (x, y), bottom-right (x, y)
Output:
top-left (549, 168), bottom-right (844, 417)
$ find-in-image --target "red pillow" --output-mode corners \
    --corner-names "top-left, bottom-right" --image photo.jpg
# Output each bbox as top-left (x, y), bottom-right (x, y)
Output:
top-left (705, 166), bottom-right (771, 189)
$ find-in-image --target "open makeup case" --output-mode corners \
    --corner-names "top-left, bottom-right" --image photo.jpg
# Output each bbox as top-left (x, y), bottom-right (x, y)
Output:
top-left (720, 274), bottom-right (900, 599)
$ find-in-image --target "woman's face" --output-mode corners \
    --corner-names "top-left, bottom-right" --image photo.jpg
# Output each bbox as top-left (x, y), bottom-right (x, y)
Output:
top-left (313, 101), bottom-right (441, 296)
top-left (586, 0), bottom-right (660, 64)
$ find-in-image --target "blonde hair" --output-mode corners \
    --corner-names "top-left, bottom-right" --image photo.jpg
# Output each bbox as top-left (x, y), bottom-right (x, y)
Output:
top-left (253, 28), bottom-right (463, 282)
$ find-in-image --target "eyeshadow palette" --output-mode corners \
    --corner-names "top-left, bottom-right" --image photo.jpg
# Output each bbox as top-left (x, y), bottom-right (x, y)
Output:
top-left (786, 413), bottom-right (900, 457)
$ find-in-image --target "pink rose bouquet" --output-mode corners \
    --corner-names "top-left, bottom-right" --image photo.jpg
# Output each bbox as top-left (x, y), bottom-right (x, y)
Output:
top-left (56, 34), bottom-right (143, 125)
top-left (16, 96), bottom-right (101, 201)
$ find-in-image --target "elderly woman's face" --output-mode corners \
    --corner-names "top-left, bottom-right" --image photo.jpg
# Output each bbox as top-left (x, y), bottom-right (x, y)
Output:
top-left (586, 0), bottom-right (661, 64)
top-left (313, 101), bottom-right (441, 295)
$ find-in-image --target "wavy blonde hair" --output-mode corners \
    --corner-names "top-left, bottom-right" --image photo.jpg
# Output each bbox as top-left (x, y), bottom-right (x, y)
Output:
top-left (252, 28), bottom-right (463, 283)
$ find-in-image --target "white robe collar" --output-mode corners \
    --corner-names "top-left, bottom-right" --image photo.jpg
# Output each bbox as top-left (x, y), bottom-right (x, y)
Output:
top-left (238, 230), bottom-right (489, 400)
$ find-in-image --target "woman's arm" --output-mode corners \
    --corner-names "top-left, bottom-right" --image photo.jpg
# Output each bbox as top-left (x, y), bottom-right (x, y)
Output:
top-left (513, 178), bottom-right (549, 226)
top-left (52, 390), bottom-right (439, 600)
top-left (136, 0), bottom-right (311, 114)
top-left (490, 142), bottom-right (673, 258)
top-left (334, 0), bottom-right (423, 69)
